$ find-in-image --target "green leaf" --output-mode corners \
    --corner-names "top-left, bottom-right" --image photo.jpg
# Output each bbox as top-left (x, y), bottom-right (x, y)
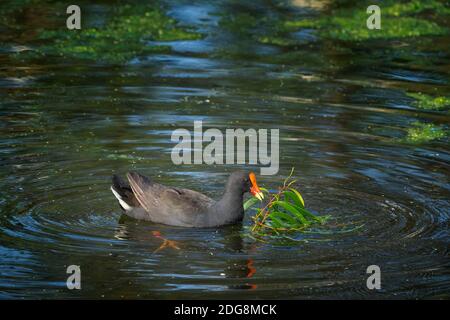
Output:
top-left (243, 196), bottom-right (259, 211)
top-left (272, 200), bottom-right (309, 225)
top-left (289, 188), bottom-right (305, 207)
top-left (269, 216), bottom-right (285, 228)
top-left (283, 190), bottom-right (300, 208)
top-left (296, 206), bottom-right (322, 222)
top-left (269, 210), bottom-right (298, 225)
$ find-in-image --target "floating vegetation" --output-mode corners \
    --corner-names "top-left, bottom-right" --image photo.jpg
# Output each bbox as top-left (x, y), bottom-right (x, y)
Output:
top-left (23, 4), bottom-right (202, 63)
top-left (244, 168), bottom-right (329, 240)
top-left (217, 1), bottom-right (449, 48)
top-left (257, 35), bottom-right (299, 47)
top-left (283, 0), bottom-right (450, 41)
top-left (383, 0), bottom-right (450, 16)
top-left (407, 92), bottom-right (450, 111)
top-left (106, 153), bottom-right (145, 162)
top-left (404, 122), bottom-right (447, 143)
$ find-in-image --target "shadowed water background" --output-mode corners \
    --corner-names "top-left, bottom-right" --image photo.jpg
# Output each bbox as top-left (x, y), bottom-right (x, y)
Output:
top-left (0, 0), bottom-right (449, 299)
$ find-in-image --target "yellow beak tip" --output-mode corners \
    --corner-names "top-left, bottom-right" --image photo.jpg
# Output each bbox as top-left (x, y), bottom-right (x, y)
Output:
top-left (255, 192), bottom-right (264, 201)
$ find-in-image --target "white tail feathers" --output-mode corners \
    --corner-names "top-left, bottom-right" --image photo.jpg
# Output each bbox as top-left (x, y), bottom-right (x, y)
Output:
top-left (110, 186), bottom-right (132, 211)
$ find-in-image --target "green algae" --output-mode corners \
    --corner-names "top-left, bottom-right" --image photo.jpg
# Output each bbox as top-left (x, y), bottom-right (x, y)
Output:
top-left (283, 0), bottom-right (450, 41)
top-left (406, 92), bottom-right (450, 111)
top-left (26, 4), bottom-right (202, 63)
top-left (404, 122), bottom-right (447, 143)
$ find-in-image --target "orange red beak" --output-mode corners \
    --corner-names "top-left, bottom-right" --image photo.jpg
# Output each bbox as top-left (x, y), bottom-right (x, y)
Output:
top-left (249, 172), bottom-right (264, 201)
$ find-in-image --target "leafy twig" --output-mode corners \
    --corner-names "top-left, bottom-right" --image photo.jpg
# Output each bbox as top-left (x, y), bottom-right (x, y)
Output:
top-left (245, 168), bottom-right (329, 239)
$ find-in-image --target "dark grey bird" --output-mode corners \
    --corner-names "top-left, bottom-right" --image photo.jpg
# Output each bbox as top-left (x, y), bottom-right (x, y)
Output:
top-left (111, 171), bottom-right (264, 227)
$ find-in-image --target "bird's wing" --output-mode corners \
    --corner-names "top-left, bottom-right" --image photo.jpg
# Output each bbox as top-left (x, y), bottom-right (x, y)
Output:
top-left (126, 172), bottom-right (215, 226)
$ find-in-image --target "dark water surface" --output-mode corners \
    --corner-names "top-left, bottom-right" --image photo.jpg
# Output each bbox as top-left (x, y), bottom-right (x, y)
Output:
top-left (0, 1), bottom-right (449, 299)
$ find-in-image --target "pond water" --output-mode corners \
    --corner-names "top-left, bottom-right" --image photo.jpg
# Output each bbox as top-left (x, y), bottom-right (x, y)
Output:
top-left (0, 0), bottom-right (449, 299)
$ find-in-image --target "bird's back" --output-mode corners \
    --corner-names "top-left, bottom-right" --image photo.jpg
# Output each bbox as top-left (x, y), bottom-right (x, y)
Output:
top-left (112, 172), bottom-right (216, 227)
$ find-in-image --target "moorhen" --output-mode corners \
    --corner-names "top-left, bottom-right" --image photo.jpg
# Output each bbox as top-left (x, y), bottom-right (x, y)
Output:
top-left (111, 171), bottom-right (264, 227)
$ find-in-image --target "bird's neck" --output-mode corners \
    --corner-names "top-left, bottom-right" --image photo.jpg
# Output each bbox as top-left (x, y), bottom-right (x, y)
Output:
top-left (215, 185), bottom-right (244, 223)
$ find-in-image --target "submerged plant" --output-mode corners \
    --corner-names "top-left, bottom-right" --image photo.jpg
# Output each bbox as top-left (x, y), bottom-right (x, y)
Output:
top-left (404, 122), bottom-right (447, 143)
top-left (22, 4), bottom-right (202, 63)
top-left (406, 92), bottom-right (450, 111)
top-left (283, 0), bottom-right (450, 41)
top-left (244, 168), bottom-right (329, 239)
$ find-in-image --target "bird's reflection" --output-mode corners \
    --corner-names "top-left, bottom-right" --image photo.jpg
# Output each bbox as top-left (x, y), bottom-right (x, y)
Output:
top-left (151, 230), bottom-right (181, 253)
top-left (217, 224), bottom-right (258, 290)
top-left (114, 214), bottom-right (258, 290)
top-left (113, 222), bottom-right (129, 240)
